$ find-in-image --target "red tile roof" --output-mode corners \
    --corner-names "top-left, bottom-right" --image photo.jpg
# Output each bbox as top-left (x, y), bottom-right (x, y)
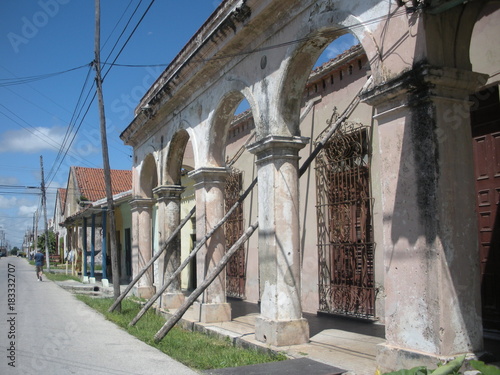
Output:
top-left (73, 167), bottom-right (132, 202)
top-left (58, 188), bottom-right (67, 211)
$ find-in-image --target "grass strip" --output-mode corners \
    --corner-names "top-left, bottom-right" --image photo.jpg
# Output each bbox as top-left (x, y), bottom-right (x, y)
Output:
top-left (44, 272), bottom-right (81, 282)
top-left (76, 295), bottom-right (287, 370)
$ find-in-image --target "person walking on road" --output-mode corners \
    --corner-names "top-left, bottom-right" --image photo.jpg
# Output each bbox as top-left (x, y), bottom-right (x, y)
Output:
top-left (34, 249), bottom-right (45, 281)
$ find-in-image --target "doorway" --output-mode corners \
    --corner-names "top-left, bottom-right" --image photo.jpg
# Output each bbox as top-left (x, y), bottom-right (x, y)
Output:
top-left (471, 85), bottom-right (500, 331)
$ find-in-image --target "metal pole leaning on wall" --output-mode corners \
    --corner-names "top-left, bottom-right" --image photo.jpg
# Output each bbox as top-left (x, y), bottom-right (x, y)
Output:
top-left (108, 206), bottom-right (196, 312)
top-left (151, 84), bottom-right (365, 340)
top-left (129, 177), bottom-right (258, 326)
top-left (154, 220), bottom-right (259, 342)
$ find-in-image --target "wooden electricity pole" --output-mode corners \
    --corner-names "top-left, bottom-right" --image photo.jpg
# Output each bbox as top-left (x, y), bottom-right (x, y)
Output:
top-left (94, 0), bottom-right (121, 310)
top-left (40, 155), bottom-right (50, 271)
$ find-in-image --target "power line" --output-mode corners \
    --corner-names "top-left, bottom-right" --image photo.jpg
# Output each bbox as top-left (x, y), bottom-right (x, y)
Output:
top-left (0, 105), bottom-right (74, 153)
top-left (46, 1), bottom-right (153, 186)
top-left (46, 64), bottom-right (96, 184)
top-left (0, 3), bottom-right (142, 189)
top-left (101, 0), bottom-right (145, 72)
top-left (0, 184), bottom-right (39, 189)
top-left (0, 104), bottom-right (99, 170)
top-left (0, 216), bottom-right (34, 219)
top-left (101, 8), bottom-right (408, 68)
top-left (48, 0), bottom-right (140, 182)
top-left (0, 64), bottom-right (90, 87)
top-left (0, 191), bottom-right (46, 196)
top-left (1, 3), bottom-right (409, 193)
top-left (101, 0), bottom-right (135, 51)
top-left (0, 8), bottom-right (408, 81)
top-left (100, 0), bottom-right (157, 82)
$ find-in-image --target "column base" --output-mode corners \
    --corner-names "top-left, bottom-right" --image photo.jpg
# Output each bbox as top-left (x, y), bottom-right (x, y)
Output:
top-left (376, 343), bottom-right (482, 372)
top-left (137, 286), bottom-right (156, 299)
top-left (101, 279), bottom-right (109, 288)
top-left (161, 292), bottom-right (185, 309)
top-left (82, 276), bottom-right (89, 284)
top-left (193, 302), bottom-right (231, 323)
top-left (89, 277), bottom-right (96, 284)
top-left (255, 316), bottom-right (309, 346)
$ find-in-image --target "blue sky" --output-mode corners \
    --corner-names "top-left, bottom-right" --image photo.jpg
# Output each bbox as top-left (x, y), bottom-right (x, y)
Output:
top-left (0, 1), bottom-right (356, 248)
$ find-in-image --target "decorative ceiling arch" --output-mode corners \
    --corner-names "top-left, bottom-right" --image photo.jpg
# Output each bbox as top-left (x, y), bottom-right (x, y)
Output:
top-left (208, 86), bottom-right (256, 167)
top-left (279, 11), bottom-right (380, 136)
top-left (139, 153), bottom-right (158, 198)
top-left (164, 129), bottom-right (190, 185)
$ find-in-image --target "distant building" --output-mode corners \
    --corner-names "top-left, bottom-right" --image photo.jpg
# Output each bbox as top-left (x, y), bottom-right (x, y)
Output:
top-left (59, 167), bottom-right (132, 283)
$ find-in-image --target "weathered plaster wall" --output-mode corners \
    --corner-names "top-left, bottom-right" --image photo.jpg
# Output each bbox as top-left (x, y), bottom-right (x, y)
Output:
top-left (120, 0), bottom-right (493, 365)
top-left (298, 52), bottom-right (376, 315)
top-left (180, 174), bottom-right (196, 290)
top-left (470, 2), bottom-right (500, 85)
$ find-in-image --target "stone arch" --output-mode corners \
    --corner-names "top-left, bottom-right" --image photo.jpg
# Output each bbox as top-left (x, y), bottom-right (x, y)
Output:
top-left (470, 1), bottom-right (500, 80)
top-left (139, 153), bottom-right (158, 198)
top-left (422, 1), bottom-right (490, 70)
top-left (164, 129), bottom-right (191, 185)
top-left (279, 12), bottom-right (379, 136)
top-left (208, 86), bottom-right (257, 167)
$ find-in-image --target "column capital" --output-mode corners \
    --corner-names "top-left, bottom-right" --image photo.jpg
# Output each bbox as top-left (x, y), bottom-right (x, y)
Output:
top-left (188, 167), bottom-right (228, 185)
top-left (129, 198), bottom-right (155, 212)
top-left (246, 135), bottom-right (309, 164)
top-left (153, 185), bottom-right (185, 201)
top-left (361, 65), bottom-right (488, 112)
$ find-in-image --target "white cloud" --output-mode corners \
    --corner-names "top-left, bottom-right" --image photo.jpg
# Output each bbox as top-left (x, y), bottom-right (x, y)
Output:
top-left (18, 204), bottom-right (38, 217)
top-left (0, 195), bottom-right (17, 209)
top-left (0, 126), bottom-right (68, 153)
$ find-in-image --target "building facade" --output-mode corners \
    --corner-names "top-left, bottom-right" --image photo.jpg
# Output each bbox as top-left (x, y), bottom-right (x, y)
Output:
top-left (59, 167), bottom-right (132, 283)
top-left (120, 0), bottom-right (500, 370)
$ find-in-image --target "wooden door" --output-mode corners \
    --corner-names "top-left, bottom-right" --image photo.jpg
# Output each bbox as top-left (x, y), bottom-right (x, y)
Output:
top-left (471, 86), bottom-right (500, 331)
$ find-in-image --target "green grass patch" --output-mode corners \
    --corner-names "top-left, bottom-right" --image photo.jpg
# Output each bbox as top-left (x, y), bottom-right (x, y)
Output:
top-left (44, 272), bottom-right (81, 282)
top-left (28, 259), bottom-right (65, 268)
top-left (76, 296), bottom-right (287, 370)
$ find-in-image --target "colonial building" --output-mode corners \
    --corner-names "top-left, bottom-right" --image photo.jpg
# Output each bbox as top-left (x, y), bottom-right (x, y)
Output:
top-left (119, 0), bottom-right (500, 370)
top-left (59, 167), bottom-right (132, 283)
top-left (52, 188), bottom-right (67, 262)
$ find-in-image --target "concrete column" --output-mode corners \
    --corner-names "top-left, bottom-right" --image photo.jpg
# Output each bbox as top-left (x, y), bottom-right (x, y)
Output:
top-left (361, 66), bottom-right (487, 370)
top-left (101, 208), bottom-right (109, 287)
top-left (188, 167), bottom-right (231, 323)
top-left (153, 185), bottom-right (186, 309)
top-left (89, 214), bottom-right (96, 284)
top-left (82, 218), bottom-right (89, 284)
top-left (247, 135), bottom-right (310, 347)
top-left (130, 199), bottom-right (156, 298)
top-left (72, 227), bottom-right (79, 275)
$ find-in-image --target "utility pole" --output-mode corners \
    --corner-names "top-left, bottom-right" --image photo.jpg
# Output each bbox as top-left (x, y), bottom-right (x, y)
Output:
top-left (94, 0), bottom-right (121, 310)
top-left (40, 155), bottom-right (50, 271)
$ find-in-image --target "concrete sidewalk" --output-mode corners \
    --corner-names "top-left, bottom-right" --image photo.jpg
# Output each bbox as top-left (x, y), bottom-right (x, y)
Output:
top-left (56, 278), bottom-right (384, 374)
top-left (56, 277), bottom-right (500, 375)
top-left (53, 270), bottom-right (500, 374)
top-left (0, 258), bottom-right (198, 375)
top-left (158, 304), bottom-right (384, 375)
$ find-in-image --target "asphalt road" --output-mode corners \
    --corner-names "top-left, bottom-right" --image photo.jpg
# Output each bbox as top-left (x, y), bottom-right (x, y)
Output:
top-left (0, 256), bottom-right (198, 375)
